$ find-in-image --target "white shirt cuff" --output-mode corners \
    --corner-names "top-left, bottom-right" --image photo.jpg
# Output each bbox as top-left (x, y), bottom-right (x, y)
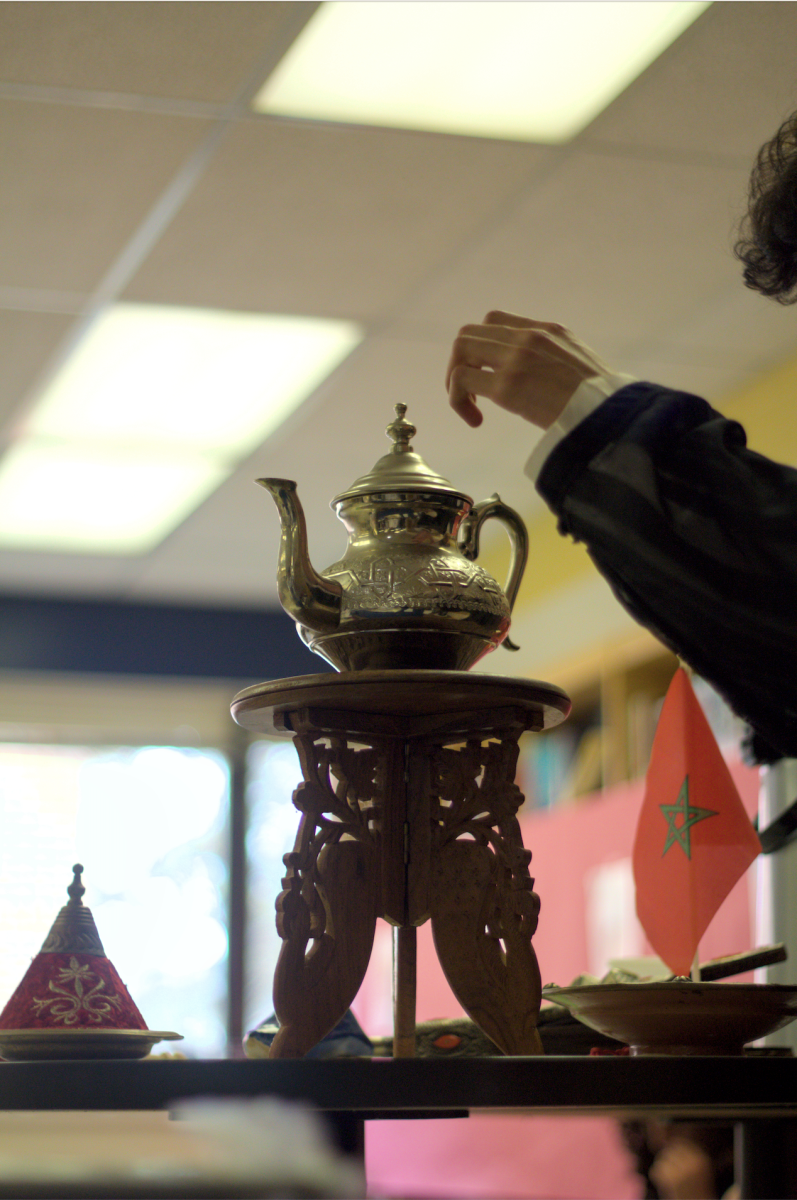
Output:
top-left (524, 372), bottom-right (637, 483)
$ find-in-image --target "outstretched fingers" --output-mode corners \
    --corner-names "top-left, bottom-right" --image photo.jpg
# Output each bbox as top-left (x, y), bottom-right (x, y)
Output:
top-left (446, 312), bottom-right (610, 430)
top-left (446, 317), bottom-right (573, 386)
top-left (447, 364), bottom-right (496, 426)
top-left (447, 324), bottom-right (563, 411)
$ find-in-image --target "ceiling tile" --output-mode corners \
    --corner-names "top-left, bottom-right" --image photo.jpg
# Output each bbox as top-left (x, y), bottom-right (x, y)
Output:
top-left (0, 309), bottom-right (76, 426)
top-left (122, 119), bottom-right (549, 321)
top-left (641, 285), bottom-right (797, 380)
top-left (0, 2), bottom-right (302, 104)
top-left (402, 149), bottom-right (751, 360)
top-left (582, 2), bottom-right (797, 159)
top-left (0, 99), bottom-right (212, 292)
top-left (0, 2), bottom-right (795, 627)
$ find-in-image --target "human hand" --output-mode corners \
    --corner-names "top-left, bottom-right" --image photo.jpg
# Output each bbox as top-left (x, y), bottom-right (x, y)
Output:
top-left (446, 310), bottom-right (612, 431)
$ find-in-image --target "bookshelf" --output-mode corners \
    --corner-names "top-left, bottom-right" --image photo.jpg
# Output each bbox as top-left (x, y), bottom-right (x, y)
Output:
top-left (520, 631), bottom-right (681, 807)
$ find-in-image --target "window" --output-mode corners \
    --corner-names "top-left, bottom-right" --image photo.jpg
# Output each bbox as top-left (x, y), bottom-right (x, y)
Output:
top-left (244, 740), bottom-right (304, 1035)
top-left (0, 742), bottom-right (230, 1057)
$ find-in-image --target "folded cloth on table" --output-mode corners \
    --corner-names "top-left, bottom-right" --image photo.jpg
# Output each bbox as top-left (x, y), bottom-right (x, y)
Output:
top-left (244, 1008), bottom-right (373, 1059)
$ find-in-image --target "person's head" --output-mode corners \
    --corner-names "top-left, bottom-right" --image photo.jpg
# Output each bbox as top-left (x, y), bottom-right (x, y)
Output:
top-left (735, 109), bottom-right (797, 303)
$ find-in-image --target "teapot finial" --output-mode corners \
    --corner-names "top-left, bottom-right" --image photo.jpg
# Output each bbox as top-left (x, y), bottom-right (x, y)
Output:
top-left (386, 404), bottom-right (416, 454)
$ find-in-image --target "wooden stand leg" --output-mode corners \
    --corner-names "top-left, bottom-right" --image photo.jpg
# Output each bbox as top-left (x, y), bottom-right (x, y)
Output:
top-left (428, 735), bottom-right (544, 1056)
top-left (269, 731), bottom-right (379, 1059)
top-left (392, 925), bottom-right (417, 1058)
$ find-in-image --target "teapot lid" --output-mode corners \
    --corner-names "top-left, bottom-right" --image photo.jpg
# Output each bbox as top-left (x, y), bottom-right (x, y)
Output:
top-left (332, 404), bottom-right (471, 505)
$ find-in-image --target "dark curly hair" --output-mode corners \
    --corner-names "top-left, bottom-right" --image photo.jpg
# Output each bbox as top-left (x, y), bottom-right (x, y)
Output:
top-left (734, 109), bottom-right (797, 303)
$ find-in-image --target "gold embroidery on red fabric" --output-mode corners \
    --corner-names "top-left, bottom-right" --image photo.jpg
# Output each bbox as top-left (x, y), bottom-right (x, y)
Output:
top-left (32, 956), bottom-right (123, 1025)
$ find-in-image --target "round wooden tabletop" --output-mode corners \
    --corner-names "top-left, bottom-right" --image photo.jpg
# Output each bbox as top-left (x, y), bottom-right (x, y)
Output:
top-left (231, 669), bottom-right (571, 737)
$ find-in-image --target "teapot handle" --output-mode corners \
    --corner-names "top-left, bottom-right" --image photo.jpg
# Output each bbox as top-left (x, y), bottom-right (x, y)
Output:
top-left (459, 493), bottom-right (528, 652)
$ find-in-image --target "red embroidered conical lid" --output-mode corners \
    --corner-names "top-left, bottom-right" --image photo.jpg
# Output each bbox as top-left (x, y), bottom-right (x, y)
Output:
top-left (0, 865), bottom-right (147, 1030)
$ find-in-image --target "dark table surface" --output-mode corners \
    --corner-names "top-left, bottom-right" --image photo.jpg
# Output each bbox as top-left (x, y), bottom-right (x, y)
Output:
top-left (1, 1054), bottom-right (796, 1121)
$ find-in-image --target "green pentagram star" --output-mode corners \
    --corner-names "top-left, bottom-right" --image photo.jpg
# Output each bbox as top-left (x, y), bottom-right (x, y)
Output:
top-left (660, 775), bottom-right (718, 859)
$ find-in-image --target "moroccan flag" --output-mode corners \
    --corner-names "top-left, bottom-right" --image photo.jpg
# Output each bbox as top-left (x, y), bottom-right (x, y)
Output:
top-left (632, 668), bottom-right (761, 977)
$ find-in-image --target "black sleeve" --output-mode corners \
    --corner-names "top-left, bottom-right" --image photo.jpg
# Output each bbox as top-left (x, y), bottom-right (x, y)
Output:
top-left (536, 381), bottom-right (797, 759)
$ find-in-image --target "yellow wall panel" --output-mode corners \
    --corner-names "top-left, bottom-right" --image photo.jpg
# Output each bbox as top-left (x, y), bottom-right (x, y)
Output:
top-left (721, 351), bottom-right (797, 466)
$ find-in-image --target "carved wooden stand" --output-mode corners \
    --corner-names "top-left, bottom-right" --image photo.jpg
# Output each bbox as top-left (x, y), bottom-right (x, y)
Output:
top-left (232, 671), bottom-right (570, 1059)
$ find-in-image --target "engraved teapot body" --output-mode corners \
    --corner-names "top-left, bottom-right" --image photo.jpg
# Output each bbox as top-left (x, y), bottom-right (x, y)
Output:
top-left (258, 405), bottom-right (528, 672)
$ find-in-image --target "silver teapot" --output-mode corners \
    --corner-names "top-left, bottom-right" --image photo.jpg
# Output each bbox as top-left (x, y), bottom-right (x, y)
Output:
top-left (259, 404), bottom-right (528, 672)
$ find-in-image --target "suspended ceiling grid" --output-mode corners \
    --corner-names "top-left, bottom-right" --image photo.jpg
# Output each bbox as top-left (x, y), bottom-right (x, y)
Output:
top-left (1, 2), bottom-right (796, 665)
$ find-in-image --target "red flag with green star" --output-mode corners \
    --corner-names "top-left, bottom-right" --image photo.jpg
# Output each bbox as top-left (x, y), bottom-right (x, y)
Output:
top-left (632, 668), bottom-right (761, 977)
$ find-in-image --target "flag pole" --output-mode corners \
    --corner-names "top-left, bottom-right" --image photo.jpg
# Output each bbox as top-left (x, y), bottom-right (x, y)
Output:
top-left (685, 661), bottom-right (700, 988)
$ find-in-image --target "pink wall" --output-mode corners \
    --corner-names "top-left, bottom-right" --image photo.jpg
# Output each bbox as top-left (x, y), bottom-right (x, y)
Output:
top-left (357, 756), bottom-right (761, 1199)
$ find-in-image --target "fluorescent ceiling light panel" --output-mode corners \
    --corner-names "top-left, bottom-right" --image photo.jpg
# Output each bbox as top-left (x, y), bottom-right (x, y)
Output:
top-left (22, 305), bottom-right (361, 456)
top-left (0, 304), bottom-right (361, 554)
top-left (0, 442), bottom-right (227, 554)
top-left (254, 1), bottom-right (710, 143)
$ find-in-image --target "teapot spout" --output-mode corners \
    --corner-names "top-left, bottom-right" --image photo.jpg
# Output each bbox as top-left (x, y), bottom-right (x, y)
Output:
top-left (257, 478), bottom-right (342, 636)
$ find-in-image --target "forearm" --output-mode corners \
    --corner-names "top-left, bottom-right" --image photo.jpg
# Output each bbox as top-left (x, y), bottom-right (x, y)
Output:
top-left (535, 382), bottom-right (797, 757)
top-left (524, 372), bottom-right (637, 482)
